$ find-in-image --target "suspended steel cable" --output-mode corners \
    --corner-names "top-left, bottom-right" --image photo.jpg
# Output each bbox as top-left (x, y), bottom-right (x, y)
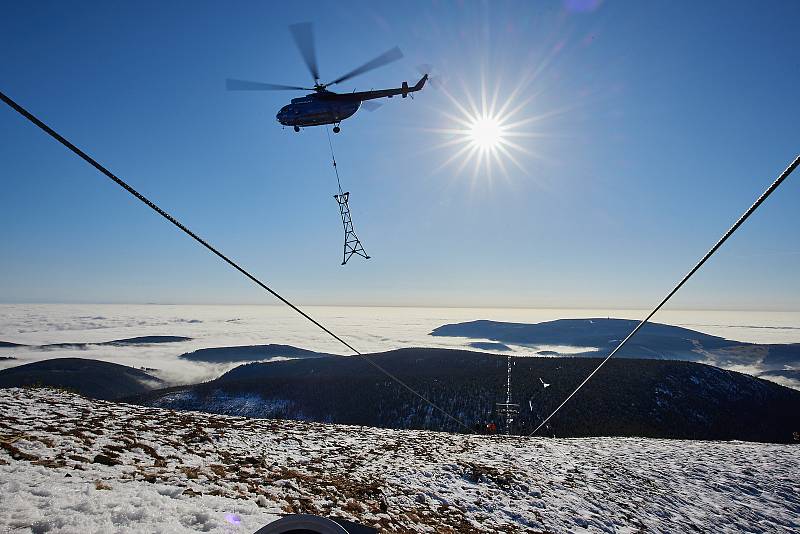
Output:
top-left (325, 125), bottom-right (343, 195)
top-left (325, 125), bottom-right (370, 265)
top-left (530, 154), bottom-right (800, 437)
top-left (0, 89), bottom-right (469, 433)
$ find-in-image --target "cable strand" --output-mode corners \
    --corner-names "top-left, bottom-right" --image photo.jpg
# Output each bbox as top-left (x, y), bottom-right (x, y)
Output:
top-left (325, 126), bottom-right (343, 195)
top-left (530, 154), bottom-right (800, 436)
top-left (0, 89), bottom-right (469, 433)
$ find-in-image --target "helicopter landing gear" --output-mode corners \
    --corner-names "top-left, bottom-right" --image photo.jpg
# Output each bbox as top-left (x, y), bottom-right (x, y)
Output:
top-left (293, 125), bottom-right (300, 132)
top-left (332, 125), bottom-right (341, 134)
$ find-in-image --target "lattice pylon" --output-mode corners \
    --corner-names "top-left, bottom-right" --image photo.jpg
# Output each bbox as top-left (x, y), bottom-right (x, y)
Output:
top-left (496, 355), bottom-right (519, 435)
top-left (334, 191), bottom-right (370, 265)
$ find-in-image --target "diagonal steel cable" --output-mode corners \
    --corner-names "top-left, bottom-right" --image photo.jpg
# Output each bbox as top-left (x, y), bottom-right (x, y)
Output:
top-left (530, 154), bottom-right (800, 436)
top-left (0, 89), bottom-right (470, 432)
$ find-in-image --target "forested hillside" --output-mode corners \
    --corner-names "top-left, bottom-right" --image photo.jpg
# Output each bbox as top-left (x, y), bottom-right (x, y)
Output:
top-left (130, 348), bottom-right (800, 443)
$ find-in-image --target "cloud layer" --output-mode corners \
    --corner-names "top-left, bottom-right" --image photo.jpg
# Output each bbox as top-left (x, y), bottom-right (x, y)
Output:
top-left (1, 304), bottom-right (798, 387)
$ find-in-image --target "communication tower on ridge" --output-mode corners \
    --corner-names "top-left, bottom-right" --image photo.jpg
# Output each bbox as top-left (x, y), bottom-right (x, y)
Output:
top-left (496, 355), bottom-right (519, 436)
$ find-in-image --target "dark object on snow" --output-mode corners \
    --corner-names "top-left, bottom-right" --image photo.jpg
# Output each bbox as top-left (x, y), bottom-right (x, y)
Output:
top-left (254, 514), bottom-right (377, 534)
top-left (92, 453), bottom-right (120, 466)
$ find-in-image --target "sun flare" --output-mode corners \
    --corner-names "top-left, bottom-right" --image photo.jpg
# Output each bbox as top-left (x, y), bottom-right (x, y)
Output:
top-left (426, 75), bottom-right (549, 184)
top-left (468, 116), bottom-right (505, 150)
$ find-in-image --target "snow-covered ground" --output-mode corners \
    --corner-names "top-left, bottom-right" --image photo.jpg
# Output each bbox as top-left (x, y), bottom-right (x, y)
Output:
top-left (1, 388), bottom-right (798, 533)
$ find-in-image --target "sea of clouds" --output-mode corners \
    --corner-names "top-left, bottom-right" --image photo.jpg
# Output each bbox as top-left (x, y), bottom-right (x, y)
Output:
top-left (1, 304), bottom-right (799, 386)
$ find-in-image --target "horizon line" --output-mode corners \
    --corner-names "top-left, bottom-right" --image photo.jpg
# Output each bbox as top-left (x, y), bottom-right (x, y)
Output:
top-left (1, 301), bottom-right (799, 314)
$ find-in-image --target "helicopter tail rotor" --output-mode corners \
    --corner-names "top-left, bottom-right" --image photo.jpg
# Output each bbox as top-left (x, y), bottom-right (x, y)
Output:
top-left (416, 64), bottom-right (444, 89)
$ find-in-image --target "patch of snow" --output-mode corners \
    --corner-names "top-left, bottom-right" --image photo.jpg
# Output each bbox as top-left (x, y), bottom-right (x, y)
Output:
top-left (0, 388), bottom-right (798, 533)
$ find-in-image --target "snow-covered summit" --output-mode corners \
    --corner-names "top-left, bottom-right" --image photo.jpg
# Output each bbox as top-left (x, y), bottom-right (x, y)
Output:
top-left (1, 387), bottom-right (798, 533)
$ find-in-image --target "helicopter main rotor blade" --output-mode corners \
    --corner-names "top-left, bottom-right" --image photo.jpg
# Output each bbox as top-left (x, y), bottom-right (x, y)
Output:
top-left (325, 46), bottom-right (404, 87)
top-left (361, 101), bottom-right (383, 112)
top-left (289, 22), bottom-right (320, 82)
top-left (226, 79), bottom-right (311, 91)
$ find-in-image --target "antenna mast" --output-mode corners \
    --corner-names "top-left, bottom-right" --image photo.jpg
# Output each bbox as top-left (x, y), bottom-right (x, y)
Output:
top-left (496, 355), bottom-right (519, 436)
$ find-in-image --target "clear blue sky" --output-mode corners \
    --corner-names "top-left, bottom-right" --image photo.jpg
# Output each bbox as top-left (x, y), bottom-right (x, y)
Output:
top-left (1, 1), bottom-right (798, 310)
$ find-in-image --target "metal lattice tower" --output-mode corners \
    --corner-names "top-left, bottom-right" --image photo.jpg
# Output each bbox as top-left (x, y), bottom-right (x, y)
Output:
top-left (334, 191), bottom-right (370, 265)
top-left (496, 355), bottom-right (519, 436)
top-left (326, 126), bottom-right (370, 266)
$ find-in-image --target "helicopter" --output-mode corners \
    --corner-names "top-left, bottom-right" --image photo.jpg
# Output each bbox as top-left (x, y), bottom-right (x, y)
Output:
top-left (226, 22), bottom-right (427, 133)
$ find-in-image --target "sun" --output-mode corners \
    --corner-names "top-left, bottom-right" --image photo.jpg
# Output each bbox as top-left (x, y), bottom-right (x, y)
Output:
top-left (425, 76), bottom-right (545, 184)
top-left (468, 116), bottom-right (505, 150)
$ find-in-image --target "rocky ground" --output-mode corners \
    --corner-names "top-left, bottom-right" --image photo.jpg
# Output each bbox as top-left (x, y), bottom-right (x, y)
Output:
top-left (1, 387), bottom-right (798, 533)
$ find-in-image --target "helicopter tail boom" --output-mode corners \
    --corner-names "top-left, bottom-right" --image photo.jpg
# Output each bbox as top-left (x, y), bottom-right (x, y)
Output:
top-left (345, 74), bottom-right (428, 103)
top-left (406, 74), bottom-right (428, 95)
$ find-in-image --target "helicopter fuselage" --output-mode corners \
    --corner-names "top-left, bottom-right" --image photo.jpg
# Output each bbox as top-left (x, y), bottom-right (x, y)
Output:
top-left (276, 74), bottom-right (427, 130)
top-left (276, 93), bottom-right (360, 128)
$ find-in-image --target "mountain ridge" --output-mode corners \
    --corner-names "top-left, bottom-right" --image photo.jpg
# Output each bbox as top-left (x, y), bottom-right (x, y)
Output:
top-left (430, 318), bottom-right (800, 370)
top-left (0, 336), bottom-right (191, 349)
top-left (129, 347), bottom-right (800, 443)
top-left (178, 343), bottom-right (332, 363)
top-left (0, 358), bottom-right (164, 400)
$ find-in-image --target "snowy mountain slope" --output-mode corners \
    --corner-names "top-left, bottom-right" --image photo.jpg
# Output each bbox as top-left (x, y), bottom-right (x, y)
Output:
top-left (1, 388), bottom-right (798, 533)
